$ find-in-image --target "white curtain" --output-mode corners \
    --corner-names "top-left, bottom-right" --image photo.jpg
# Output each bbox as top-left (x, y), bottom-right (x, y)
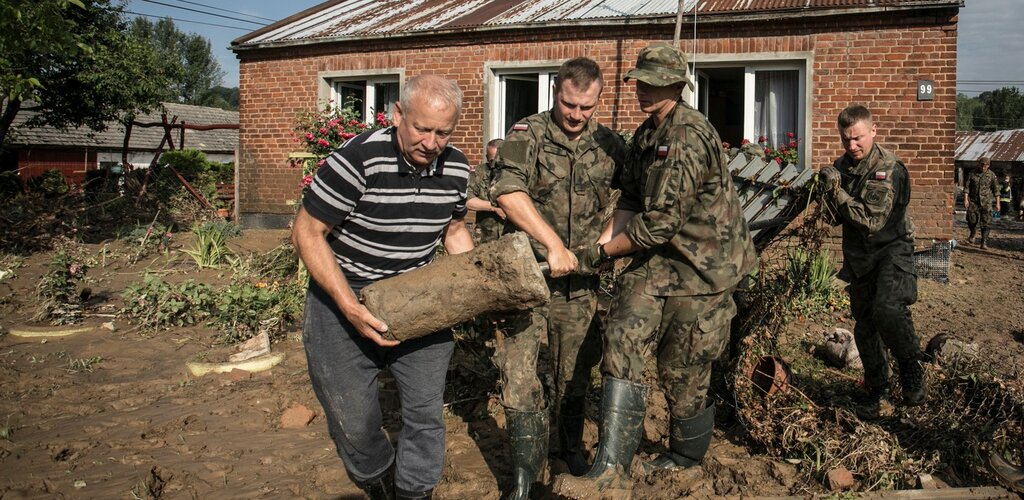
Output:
top-left (754, 70), bottom-right (798, 148)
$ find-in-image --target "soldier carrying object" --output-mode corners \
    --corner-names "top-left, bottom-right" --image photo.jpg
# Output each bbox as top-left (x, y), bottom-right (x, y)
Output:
top-left (488, 57), bottom-right (626, 499)
top-left (817, 104), bottom-right (926, 421)
top-left (554, 42), bottom-right (756, 498)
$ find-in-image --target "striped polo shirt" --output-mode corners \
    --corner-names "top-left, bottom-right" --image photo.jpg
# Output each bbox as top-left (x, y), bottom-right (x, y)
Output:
top-left (303, 127), bottom-right (470, 287)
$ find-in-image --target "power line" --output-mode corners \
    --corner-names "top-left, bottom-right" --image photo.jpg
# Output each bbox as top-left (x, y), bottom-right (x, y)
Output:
top-left (123, 9), bottom-right (254, 31)
top-left (163, 0), bottom-right (278, 23)
top-left (138, 0), bottom-right (266, 26)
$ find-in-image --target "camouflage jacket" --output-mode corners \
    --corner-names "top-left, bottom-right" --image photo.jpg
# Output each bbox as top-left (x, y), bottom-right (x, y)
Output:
top-left (830, 144), bottom-right (915, 279)
top-left (468, 161), bottom-right (504, 242)
top-left (967, 169), bottom-right (999, 207)
top-left (489, 111), bottom-right (625, 298)
top-left (616, 100), bottom-right (756, 296)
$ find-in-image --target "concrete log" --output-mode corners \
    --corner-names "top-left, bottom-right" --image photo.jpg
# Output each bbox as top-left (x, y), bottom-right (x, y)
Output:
top-left (361, 232), bottom-right (549, 342)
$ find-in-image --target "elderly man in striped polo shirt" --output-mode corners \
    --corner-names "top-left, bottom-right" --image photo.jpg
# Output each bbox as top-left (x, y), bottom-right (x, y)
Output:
top-left (292, 74), bottom-right (473, 500)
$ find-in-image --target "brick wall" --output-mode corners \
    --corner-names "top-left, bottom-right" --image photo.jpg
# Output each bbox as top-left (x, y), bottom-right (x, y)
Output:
top-left (237, 7), bottom-right (957, 241)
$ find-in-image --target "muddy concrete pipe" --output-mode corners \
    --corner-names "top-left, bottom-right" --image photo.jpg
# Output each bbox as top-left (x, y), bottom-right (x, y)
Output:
top-left (360, 231), bottom-right (550, 342)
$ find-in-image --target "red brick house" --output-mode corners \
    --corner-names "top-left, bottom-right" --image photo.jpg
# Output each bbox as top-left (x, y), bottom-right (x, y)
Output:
top-left (231, 0), bottom-right (960, 242)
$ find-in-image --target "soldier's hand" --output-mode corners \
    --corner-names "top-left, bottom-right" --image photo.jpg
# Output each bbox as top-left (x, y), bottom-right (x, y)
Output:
top-left (575, 245), bottom-right (604, 275)
top-left (494, 207), bottom-right (507, 219)
top-left (818, 166), bottom-right (841, 194)
top-left (546, 246), bottom-right (578, 278)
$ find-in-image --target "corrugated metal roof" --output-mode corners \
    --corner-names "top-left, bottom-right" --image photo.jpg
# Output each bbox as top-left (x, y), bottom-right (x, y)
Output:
top-left (234, 0), bottom-right (960, 48)
top-left (955, 129), bottom-right (1024, 164)
top-left (8, 103), bottom-right (239, 153)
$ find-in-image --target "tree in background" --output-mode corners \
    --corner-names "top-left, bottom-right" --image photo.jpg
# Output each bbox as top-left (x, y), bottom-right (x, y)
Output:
top-left (957, 87), bottom-right (1024, 131)
top-left (196, 86), bottom-right (240, 111)
top-left (0, 0), bottom-right (168, 146)
top-left (127, 17), bottom-right (225, 106)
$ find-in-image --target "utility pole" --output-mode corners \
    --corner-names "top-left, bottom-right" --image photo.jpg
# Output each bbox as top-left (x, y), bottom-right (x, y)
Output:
top-left (674, 0), bottom-right (685, 45)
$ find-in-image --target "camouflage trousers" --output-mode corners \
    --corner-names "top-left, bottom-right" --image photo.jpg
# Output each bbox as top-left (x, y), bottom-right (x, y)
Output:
top-left (848, 255), bottom-right (920, 389)
top-left (494, 292), bottom-right (601, 413)
top-left (474, 214), bottom-right (504, 244)
top-left (967, 202), bottom-right (994, 230)
top-left (602, 269), bottom-right (735, 420)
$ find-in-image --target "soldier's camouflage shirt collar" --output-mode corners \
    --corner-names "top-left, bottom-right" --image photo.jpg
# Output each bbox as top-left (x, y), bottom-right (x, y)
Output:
top-left (543, 110), bottom-right (602, 155)
top-left (634, 100), bottom-right (683, 150)
top-left (843, 144), bottom-right (881, 177)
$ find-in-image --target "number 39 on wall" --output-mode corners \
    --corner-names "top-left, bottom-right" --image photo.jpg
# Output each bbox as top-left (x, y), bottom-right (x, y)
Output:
top-left (917, 80), bottom-right (935, 101)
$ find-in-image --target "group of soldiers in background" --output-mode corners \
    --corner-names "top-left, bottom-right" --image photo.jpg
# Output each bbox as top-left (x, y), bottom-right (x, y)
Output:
top-left (964, 156), bottom-right (1021, 249)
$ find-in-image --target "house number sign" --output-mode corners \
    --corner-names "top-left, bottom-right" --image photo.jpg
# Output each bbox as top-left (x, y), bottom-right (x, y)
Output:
top-left (917, 80), bottom-right (934, 101)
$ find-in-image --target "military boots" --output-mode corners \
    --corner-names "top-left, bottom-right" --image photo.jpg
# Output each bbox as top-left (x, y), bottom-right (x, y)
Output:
top-left (505, 409), bottom-right (548, 500)
top-left (552, 377), bottom-right (648, 500)
top-left (855, 384), bottom-right (890, 420)
top-left (980, 229), bottom-right (990, 249)
top-left (355, 465), bottom-right (395, 500)
top-left (988, 453), bottom-right (1024, 494)
top-left (899, 358), bottom-right (927, 406)
top-left (968, 227), bottom-right (976, 244)
top-left (643, 404), bottom-right (715, 473)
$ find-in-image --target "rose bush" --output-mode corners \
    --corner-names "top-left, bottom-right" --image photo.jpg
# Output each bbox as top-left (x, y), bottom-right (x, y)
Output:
top-left (289, 98), bottom-right (391, 190)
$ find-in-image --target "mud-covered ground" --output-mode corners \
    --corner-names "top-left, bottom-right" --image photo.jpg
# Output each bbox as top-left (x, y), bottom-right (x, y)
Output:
top-left (0, 214), bottom-right (1022, 499)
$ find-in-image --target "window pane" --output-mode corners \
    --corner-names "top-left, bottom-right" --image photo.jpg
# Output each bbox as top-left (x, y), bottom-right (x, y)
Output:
top-left (373, 82), bottom-right (399, 120)
top-left (336, 80), bottom-right (367, 121)
top-left (503, 75), bottom-right (538, 133)
top-left (754, 70), bottom-right (798, 150)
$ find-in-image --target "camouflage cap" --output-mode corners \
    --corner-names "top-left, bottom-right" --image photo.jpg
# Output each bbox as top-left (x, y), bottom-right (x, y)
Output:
top-left (979, 156), bottom-right (991, 165)
top-left (623, 42), bottom-right (694, 89)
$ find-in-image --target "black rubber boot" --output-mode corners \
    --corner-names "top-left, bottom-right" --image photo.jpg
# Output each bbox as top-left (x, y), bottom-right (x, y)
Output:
top-left (643, 404), bottom-right (715, 473)
top-left (505, 409), bottom-right (548, 500)
top-left (557, 410), bottom-right (589, 476)
top-left (395, 488), bottom-right (432, 500)
top-left (552, 377), bottom-right (648, 499)
top-left (855, 384), bottom-right (890, 420)
top-left (355, 466), bottom-right (394, 500)
top-left (898, 358), bottom-right (926, 406)
top-left (988, 453), bottom-right (1024, 494)
top-left (981, 229), bottom-right (990, 249)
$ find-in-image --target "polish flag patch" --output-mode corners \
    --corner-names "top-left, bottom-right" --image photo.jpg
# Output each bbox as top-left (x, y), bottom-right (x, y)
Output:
top-left (512, 123), bottom-right (529, 131)
top-left (657, 145), bottom-right (669, 158)
top-left (874, 171), bottom-right (887, 180)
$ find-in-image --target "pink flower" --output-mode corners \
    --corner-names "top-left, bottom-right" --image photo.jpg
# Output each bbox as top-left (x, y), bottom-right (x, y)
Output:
top-left (764, 148), bottom-right (771, 155)
top-left (775, 157), bottom-right (783, 164)
top-left (305, 133), bottom-right (314, 140)
top-left (302, 174), bottom-right (313, 187)
top-left (319, 127), bottom-right (328, 135)
top-left (317, 159), bottom-right (326, 167)
top-left (317, 138), bottom-right (330, 147)
top-left (787, 132), bottom-right (795, 138)
top-left (758, 136), bottom-right (767, 143)
top-left (349, 119), bottom-right (359, 126)
top-left (722, 142), bottom-right (731, 149)
top-left (789, 140), bottom-right (798, 148)
top-left (341, 132), bottom-right (356, 140)
top-left (358, 123), bottom-right (367, 129)
top-left (741, 138), bottom-right (750, 145)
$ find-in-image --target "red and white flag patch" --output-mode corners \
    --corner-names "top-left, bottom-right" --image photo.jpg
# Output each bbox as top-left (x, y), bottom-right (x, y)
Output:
top-left (874, 171), bottom-right (887, 180)
top-left (657, 145), bottom-right (669, 158)
top-left (512, 123), bottom-right (529, 131)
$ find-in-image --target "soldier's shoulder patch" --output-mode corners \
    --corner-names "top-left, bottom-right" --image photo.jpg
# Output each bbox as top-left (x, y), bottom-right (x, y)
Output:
top-left (874, 171), bottom-right (887, 180)
top-left (512, 123), bottom-right (529, 131)
top-left (656, 145), bottom-right (670, 158)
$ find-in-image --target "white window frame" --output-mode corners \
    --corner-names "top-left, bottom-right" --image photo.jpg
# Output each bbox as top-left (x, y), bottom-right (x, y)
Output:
top-left (683, 53), bottom-right (811, 166)
top-left (485, 62), bottom-right (561, 140)
top-left (317, 69), bottom-right (404, 124)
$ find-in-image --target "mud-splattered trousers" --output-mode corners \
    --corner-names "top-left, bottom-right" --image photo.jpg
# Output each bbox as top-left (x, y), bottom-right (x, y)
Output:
top-left (494, 280), bottom-right (602, 414)
top-left (303, 281), bottom-right (454, 496)
top-left (602, 268), bottom-right (736, 419)
top-left (966, 169), bottom-right (999, 231)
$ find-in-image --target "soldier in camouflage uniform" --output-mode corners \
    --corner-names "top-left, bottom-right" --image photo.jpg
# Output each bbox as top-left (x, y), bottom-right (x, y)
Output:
top-left (467, 138), bottom-right (506, 244)
top-left (554, 43), bottom-right (756, 499)
top-left (964, 156), bottom-right (999, 248)
top-left (488, 57), bottom-right (625, 499)
top-left (818, 104), bottom-right (925, 420)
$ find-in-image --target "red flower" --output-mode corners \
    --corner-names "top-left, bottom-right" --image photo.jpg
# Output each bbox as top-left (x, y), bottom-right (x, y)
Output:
top-left (764, 148), bottom-right (771, 155)
top-left (789, 140), bottom-right (798, 148)
top-left (302, 174), bottom-right (313, 187)
top-left (758, 136), bottom-right (767, 143)
top-left (318, 127), bottom-right (328, 135)
top-left (722, 142), bottom-right (731, 149)
top-left (317, 138), bottom-right (330, 147)
top-left (341, 132), bottom-right (356, 140)
top-left (787, 132), bottom-right (795, 138)
top-left (305, 132), bottom-right (314, 140)
top-left (775, 157), bottom-right (783, 164)
top-left (741, 138), bottom-right (750, 145)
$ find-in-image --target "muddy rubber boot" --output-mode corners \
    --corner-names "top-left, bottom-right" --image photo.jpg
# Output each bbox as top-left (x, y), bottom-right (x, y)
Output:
top-left (395, 488), bottom-right (432, 500)
top-left (557, 411), bottom-right (589, 476)
top-left (505, 409), bottom-right (548, 500)
top-left (981, 229), bottom-right (990, 249)
top-left (552, 377), bottom-right (648, 500)
top-left (355, 466), bottom-right (395, 500)
top-left (854, 385), bottom-right (890, 420)
top-left (642, 404), bottom-right (715, 473)
top-left (898, 358), bottom-right (926, 406)
top-left (988, 453), bottom-right (1024, 494)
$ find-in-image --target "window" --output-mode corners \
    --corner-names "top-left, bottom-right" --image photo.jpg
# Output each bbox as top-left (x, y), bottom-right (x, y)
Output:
top-left (690, 61), bottom-right (806, 165)
top-left (489, 68), bottom-right (559, 139)
top-left (331, 77), bottom-right (400, 122)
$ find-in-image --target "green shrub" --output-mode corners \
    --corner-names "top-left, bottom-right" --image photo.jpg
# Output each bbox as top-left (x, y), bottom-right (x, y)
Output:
top-left (213, 281), bottom-right (305, 343)
top-left (182, 222), bottom-right (236, 268)
top-left (34, 250), bottom-right (88, 325)
top-left (121, 275), bottom-right (216, 331)
top-left (26, 170), bottom-right (69, 197)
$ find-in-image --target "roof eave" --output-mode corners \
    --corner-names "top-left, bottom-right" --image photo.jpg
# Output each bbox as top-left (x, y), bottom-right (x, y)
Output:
top-left (230, 1), bottom-right (962, 54)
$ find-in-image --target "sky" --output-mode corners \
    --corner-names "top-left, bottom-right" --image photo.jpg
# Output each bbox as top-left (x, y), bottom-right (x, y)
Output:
top-left (124, 0), bottom-right (1024, 95)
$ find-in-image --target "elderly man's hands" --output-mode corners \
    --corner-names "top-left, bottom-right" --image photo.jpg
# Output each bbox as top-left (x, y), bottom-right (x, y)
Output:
top-left (342, 302), bottom-right (398, 347)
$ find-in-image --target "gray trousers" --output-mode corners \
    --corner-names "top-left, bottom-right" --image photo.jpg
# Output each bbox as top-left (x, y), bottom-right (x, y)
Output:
top-left (303, 282), bottom-right (454, 495)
